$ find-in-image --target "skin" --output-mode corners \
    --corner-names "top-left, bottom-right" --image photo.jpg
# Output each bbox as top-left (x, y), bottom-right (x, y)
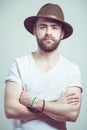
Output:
top-left (4, 18), bottom-right (82, 123)
top-left (19, 87), bottom-right (81, 122)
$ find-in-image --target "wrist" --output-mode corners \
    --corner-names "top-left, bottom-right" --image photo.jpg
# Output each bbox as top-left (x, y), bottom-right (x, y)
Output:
top-left (33, 98), bottom-right (43, 111)
top-left (29, 97), bottom-right (45, 112)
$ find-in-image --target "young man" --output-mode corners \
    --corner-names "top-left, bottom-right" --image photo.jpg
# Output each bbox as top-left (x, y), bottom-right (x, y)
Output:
top-left (4, 3), bottom-right (82, 130)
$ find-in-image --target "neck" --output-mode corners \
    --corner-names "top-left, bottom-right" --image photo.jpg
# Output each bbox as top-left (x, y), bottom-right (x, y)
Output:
top-left (32, 48), bottom-right (60, 72)
top-left (35, 48), bottom-right (59, 62)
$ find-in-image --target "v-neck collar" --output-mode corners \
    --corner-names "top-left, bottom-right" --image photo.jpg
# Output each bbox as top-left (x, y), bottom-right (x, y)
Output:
top-left (30, 53), bottom-right (62, 75)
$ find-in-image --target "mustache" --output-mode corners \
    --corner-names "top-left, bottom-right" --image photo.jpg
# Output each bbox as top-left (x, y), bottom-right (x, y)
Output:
top-left (43, 35), bottom-right (55, 40)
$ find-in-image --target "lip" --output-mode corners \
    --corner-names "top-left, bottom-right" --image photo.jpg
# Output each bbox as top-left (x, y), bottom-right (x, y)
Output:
top-left (45, 38), bottom-right (52, 40)
top-left (44, 39), bottom-right (53, 43)
top-left (44, 38), bottom-right (53, 41)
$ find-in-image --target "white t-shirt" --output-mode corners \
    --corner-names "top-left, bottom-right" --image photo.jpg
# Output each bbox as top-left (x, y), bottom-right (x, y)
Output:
top-left (5, 53), bottom-right (82, 130)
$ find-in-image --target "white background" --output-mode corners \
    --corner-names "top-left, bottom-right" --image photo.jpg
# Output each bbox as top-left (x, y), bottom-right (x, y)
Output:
top-left (0, 0), bottom-right (87, 130)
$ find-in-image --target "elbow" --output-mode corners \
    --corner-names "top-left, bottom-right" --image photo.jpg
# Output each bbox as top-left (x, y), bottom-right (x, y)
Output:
top-left (66, 104), bottom-right (81, 122)
top-left (4, 106), bottom-right (16, 119)
top-left (70, 114), bottom-right (78, 122)
top-left (5, 107), bottom-right (13, 119)
top-left (72, 111), bottom-right (80, 122)
top-left (5, 113), bottom-right (11, 119)
top-left (67, 111), bottom-right (79, 122)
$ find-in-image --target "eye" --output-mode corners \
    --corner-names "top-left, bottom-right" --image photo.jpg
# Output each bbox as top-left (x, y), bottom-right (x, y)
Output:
top-left (39, 24), bottom-right (47, 29)
top-left (52, 25), bottom-right (60, 29)
top-left (39, 26), bottom-right (46, 29)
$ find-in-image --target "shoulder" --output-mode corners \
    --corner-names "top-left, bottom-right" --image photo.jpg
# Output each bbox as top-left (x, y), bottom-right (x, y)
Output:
top-left (14, 54), bottom-right (31, 62)
top-left (61, 56), bottom-right (82, 92)
top-left (61, 56), bottom-right (76, 66)
top-left (60, 55), bottom-right (80, 71)
top-left (9, 53), bottom-right (32, 71)
top-left (60, 55), bottom-right (81, 80)
top-left (13, 53), bottom-right (32, 66)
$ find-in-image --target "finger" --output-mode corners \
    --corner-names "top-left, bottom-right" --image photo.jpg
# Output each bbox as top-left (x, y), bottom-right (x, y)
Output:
top-left (66, 93), bottom-right (79, 100)
top-left (67, 98), bottom-right (79, 104)
top-left (20, 90), bottom-right (24, 97)
top-left (66, 93), bottom-right (77, 98)
top-left (67, 100), bottom-right (79, 105)
top-left (19, 90), bottom-right (24, 102)
top-left (67, 97), bottom-right (79, 103)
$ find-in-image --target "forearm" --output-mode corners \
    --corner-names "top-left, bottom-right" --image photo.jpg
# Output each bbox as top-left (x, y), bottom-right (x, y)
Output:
top-left (43, 88), bottom-right (82, 122)
top-left (44, 111), bottom-right (66, 122)
top-left (33, 95), bottom-right (81, 122)
top-left (5, 100), bottom-right (45, 121)
top-left (19, 88), bottom-right (82, 122)
top-left (33, 100), bottom-right (72, 121)
top-left (4, 82), bottom-right (45, 121)
top-left (19, 98), bottom-right (65, 122)
top-left (43, 101), bottom-right (78, 122)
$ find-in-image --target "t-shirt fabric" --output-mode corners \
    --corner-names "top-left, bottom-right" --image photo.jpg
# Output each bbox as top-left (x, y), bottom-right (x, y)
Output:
top-left (5, 53), bottom-right (82, 130)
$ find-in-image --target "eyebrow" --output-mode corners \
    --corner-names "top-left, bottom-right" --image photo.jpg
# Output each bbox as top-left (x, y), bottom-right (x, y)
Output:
top-left (38, 23), bottom-right (60, 27)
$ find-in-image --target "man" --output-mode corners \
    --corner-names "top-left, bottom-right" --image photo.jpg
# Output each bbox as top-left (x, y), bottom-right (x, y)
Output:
top-left (4, 3), bottom-right (82, 130)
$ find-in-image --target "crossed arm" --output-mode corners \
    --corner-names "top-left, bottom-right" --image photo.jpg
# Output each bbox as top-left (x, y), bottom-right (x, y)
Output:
top-left (4, 81), bottom-right (82, 122)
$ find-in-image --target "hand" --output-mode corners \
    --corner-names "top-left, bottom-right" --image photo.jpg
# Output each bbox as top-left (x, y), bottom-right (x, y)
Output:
top-left (19, 90), bottom-right (34, 107)
top-left (57, 93), bottom-right (79, 105)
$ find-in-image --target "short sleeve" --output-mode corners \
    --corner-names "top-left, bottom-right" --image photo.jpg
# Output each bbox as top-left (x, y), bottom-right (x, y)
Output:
top-left (68, 65), bottom-right (83, 92)
top-left (5, 59), bottom-right (22, 85)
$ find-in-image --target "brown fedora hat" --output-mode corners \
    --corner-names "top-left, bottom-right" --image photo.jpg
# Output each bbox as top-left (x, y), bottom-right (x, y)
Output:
top-left (24, 3), bottom-right (73, 39)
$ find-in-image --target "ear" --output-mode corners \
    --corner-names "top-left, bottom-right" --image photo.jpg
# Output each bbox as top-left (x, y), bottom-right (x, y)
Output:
top-left (33, 27), bottom-right (36, 36)
top-left (61, 31), bottom-right (64, 39)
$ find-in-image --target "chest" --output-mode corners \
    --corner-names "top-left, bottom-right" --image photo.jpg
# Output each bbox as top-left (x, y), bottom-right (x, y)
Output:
top-left (21, 65), bottom-right (68, 101)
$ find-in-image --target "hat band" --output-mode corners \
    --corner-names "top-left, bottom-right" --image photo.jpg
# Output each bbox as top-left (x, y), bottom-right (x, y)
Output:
top-left (37, 14), bottom-right (64, 22)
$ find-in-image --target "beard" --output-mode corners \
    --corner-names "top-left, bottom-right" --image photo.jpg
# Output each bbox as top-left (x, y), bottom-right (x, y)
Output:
top-left (36, 34), bottom-right (61, 52)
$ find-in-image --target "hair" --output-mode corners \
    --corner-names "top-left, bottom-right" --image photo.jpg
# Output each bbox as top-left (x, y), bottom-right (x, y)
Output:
top-left (33, 17), bottom-right (63, 30)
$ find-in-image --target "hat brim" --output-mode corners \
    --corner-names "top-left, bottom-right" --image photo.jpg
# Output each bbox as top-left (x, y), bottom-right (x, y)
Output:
top-left (24, 16), bottom-right (73, 39)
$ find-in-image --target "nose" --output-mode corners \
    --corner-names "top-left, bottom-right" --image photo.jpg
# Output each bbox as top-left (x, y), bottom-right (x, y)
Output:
top-left (46, 27), bottom-right (52, 35)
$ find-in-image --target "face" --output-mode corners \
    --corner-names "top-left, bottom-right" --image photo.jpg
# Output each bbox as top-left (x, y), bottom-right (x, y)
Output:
top-left (33, 18), bottom-right (64, 52)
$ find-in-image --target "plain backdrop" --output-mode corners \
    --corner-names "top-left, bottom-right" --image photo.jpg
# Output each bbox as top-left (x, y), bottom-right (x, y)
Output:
top-left (0, 0), bottom-right (87, 130)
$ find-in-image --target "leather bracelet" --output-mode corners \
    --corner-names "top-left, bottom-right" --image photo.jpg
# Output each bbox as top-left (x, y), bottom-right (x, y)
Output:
top-left (41, 100), bottom-right (45, 112)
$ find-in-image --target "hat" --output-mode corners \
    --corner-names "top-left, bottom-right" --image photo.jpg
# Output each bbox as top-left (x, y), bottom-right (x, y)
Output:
top-left (24, 3), bottom-right (73, 39)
